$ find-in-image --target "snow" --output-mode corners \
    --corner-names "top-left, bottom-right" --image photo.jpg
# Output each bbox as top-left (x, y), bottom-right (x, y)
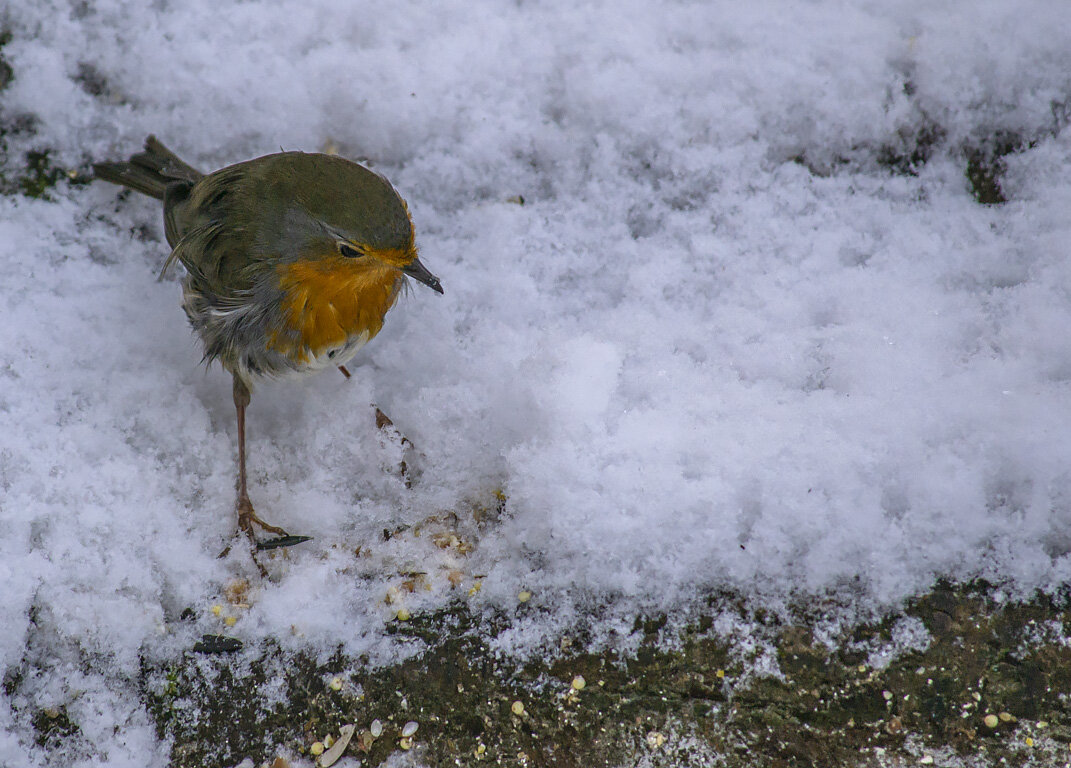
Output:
top-left (2, 0), bottom-right (1071, 764)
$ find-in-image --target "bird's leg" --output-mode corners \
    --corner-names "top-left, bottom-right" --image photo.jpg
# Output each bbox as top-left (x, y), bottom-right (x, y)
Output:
top-left (338, 365), bottom-right (351, 379)
top-left (232, 375), bottom-right (289, 539)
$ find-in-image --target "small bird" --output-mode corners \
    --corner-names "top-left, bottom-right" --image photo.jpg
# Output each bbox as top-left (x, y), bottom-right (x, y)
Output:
top-left (95, 137), bottom-right (442, 553)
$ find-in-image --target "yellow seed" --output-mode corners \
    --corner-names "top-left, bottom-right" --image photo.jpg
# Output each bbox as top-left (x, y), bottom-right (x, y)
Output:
top-left (716, 669), bottom-right (726, 679)
top-left (1025, 737), bottom-right (1034, 747)
top-left (396, 608), bottom-right (411, 621)
top-left (329, 677), bottom-right (343, 691)
top-left (518, 590), bottom-right (531, 603)
top-left (224, 616), bottom-right (237, 627)
top-left (857, 665), bottom-right (866, 673)
top-left (983, 714), bottom-right (999, 728)
top-left (210, 604), bottom-right (223, 616)
top-left (1038, 721), bottom-right (1048, 728)
top-left (399, 737), bottom-right (413, 750)
top-left (511, 700), bottom-right (525, 715)
top-left (469, 581), bottom-right (482, 596)
top-left (475, 743), bottom-right (486, 757)
top-left (310, 742), bottom-right (324, 756)
top-left (571, 676), bottom-right (586, 690)
top-left (998, 711), bottom-right (1014, 722)
top-left (646, 731), bottom-right (665, 748)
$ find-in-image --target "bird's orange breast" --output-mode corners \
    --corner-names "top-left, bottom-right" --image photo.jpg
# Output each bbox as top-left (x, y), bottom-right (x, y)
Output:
top-left (268, 255), bottom-right (403, 365)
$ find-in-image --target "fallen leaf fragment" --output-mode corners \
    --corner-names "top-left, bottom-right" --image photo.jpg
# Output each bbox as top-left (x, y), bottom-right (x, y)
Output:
top-left (318, 724), bottom-right (355, 767)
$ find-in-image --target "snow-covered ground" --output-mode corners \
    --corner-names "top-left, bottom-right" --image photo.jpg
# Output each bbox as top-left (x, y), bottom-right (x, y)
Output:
top-left (2, 0), bottom-right (1071, 764)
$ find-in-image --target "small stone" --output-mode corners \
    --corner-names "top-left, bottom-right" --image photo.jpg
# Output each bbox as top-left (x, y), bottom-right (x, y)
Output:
top-left (571, 676), bottom-right (586, 690)
top-left (310, 742), bottom-right (324, 756)
top-left (518, 590), bottom-right (531, 603)
top-left (370, 719), bottom-right (383, 738)
top-left (395, 608), bottom-right (411, 621)
top-left (401, 721), bottom-right (419, 737)
top-left (329, 677), bottom-right (343, 691)
top-left (983, 714), bottom-right (999, 729)
top-left (511, 700), bottom-right (525, 715)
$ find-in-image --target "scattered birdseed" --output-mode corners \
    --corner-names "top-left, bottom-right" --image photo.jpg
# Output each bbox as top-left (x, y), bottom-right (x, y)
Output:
top-left (984, 715), bottom-right (999, 728)
top-left (469, 581), bottom-right (482, 596)
top-left (318, 724), bottom-right (355, 767)
top-left (399, 737), bottom-right (413, 750)
top-left (224, 616), bottom-right (237, 627)
top-left (1038, 721), bottom-right (1048, 728)
top-left (716, 669), bottom-right (726, 679)
top-left (571, 676), bottom-right (586, 690)
top-left (329, 677), bottom-right (343, 691)
top-left (518, 590), bottom-right (531, 603)
top-left (646, 731), bottom-right (665, 748)
top-left (402, 721), bottom-right (419, 738)
top-left (395, 609), bottom-right (411, 621)
top-left (370, 719), bottom-right (383, 738)
top-left (324, 735), bottom-right (334, 748)
top-left (210, 604), bottom-right (223, 616)
top-left (998, 712), bottom-right (1014, 722)
top-left (1025, 737), bottom-right (1034, 748)
top-left (475, 743), bottom-right (486, 757)
top-left (920, 756), bottom-right (933, 764)
top-left (882, 690), bottom-right (893, 701)
top-left (310, 742), bottom-right (324, 756)
top-left (511, 701), bottom-right (525, 715)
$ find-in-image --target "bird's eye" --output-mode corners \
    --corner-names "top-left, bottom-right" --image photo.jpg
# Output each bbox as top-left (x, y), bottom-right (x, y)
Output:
top-left (338, 242), bottom-right (365, 258)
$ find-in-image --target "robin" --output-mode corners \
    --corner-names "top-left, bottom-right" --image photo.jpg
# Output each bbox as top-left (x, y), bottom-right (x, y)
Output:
top-left (94, 136), bottom-right (442, 554)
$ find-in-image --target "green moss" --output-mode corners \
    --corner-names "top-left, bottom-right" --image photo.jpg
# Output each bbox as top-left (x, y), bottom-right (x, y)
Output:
top-left (123, 582), bottom-right (1071, 767)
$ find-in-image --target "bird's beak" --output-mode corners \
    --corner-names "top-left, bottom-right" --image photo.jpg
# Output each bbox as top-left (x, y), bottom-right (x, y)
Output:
top-left (403, 257), bottom-right (443, 294)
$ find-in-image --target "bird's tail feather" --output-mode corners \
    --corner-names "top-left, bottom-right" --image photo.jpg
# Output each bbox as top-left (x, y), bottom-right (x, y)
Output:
top-left (93, 135), bottom-right (204, 200)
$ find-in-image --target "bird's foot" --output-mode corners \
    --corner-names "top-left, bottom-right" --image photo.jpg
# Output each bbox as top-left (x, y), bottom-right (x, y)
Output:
top-left (375, 407), bottom-right (414, 487)
top-left (220, 498), bottom-right (311, 570)
top-left (236, 496), bottom-right (290, 538)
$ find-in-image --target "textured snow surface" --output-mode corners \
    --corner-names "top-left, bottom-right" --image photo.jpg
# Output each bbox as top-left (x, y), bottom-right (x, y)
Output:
top-left (2, 0), bottom-right (1071, 764)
